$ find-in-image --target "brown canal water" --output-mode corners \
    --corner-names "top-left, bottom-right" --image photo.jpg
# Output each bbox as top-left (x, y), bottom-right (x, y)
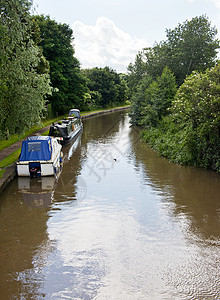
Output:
top-left (0, 110), bottom-right (220, 299)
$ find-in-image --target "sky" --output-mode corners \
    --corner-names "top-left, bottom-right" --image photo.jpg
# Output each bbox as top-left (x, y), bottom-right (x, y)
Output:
top-left (32, 0), bottom-right (220, 72)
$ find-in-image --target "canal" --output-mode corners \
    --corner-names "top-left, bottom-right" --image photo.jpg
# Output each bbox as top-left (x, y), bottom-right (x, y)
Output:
top-left (0, 110), bottom-right (220, 299)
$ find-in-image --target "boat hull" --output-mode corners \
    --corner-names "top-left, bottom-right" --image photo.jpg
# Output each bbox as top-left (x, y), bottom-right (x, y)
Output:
top-left (60, 124), bottom-right (83, 146)
top-left (17, 161), bottom-right (61, 177)
top-left (48, 109), bottom-right (83, 147)
top-left (17, 136), bottom-right (63, 177)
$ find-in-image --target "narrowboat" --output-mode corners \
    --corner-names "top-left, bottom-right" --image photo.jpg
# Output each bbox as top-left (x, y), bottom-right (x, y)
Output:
top-left (49, 109), bottom-right (83, 146)
top-left (17, 136), bottom-right (63, 177)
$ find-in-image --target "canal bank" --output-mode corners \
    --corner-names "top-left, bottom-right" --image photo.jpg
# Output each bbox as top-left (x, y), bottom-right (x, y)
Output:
top-left (1, 109), bottom-right (220, 299)
top-left (0, 106), bottom-right (130, 196)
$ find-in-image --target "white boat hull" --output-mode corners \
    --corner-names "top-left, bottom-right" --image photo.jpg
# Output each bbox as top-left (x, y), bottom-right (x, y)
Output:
top-left (17, 136), bottom-right (62, 177)
top-left (17, 161), bottom-right (59, 176)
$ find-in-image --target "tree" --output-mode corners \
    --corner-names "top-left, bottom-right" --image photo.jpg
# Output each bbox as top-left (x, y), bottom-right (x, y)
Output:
top-left (127, 51), bottom-right (147, 95)
top-left (34, 15), bottom-right (87, 115)
top-left (0, 0), bottom-right (52, 137)
top-left (128, 15), bottom-right (220, 89)
top-left (172, 62), bottom-right (220, 170)
top-left (83, 67), bottom-right (127, 108)
top-left (130, 67), bottom-right (177, 126)
top-left (165, 15), bottom-right (220, 85)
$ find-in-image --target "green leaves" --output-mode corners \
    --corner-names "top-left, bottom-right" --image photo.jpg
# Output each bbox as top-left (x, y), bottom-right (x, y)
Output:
top-left (128, 15), bottom-right (219, 88)
top-left (130, 67), bottom-right (177, 127)
top-left (141, 62), bottom-right (220, 171)
top-left (34, 15), bottom-right (87, 115)
top-left (165, 15), bottom-right (219, 85)
top-left (83, 67), bottom-right (127, 109)
top-left (128, 15), bottom-right (220, 171)
top-left (173, 63), bottom-right (220, 127)
top-left (0, 0), bottom-right (52, 138)
top-left (171, 63), bottom-right (220, 170)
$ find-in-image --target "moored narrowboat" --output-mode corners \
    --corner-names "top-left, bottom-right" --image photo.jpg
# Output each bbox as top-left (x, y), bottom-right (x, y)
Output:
top-left (49, 109), bottom-right (83, 146)
top-left (17, 136), bottom-right (63, 177)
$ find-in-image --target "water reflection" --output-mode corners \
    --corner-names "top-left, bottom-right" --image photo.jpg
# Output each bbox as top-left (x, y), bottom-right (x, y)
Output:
top-left (53, 132), bottom-right (86, 203)
top-left (128, 127), bottom-right (220, 243)
top-left (0, 111), bottom-right (220, 299)
top-left (0, 178), bottom-right (51, 299)
top-left (18, 177), bottom-right (55, 208)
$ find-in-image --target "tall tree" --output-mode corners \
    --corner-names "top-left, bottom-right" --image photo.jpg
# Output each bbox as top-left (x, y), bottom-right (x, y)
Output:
top-left (34, 15), bottom-right (87, 115)
top-left (172, 63), bottom-right (220, 168)
top-left (130, 67), bottom-right (177, 126)
top-left (0, 0), bottom-right (52, 137)
top-left (164, 15), bottom-right (220, 84)
top-left (128, 15), bottom-right (220, 88)
top-left (84, 67), bottom-right (127, 108)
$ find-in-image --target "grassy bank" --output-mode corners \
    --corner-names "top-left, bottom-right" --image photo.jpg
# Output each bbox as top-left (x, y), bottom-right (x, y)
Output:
top-left (0, 149), bottom-right (21, 178)
top-left (141, 117), bottom-right (193, 166)
top-left (0, 105), bottom-right (130, 178)
top-left (141, 115), bottom-right (220, 173)
top-left (0, 116), bottom-right (63, 152)
top-left (0, 103), bottom-right (130, 152)
top-left (0, 149), bottom-right (21, 168)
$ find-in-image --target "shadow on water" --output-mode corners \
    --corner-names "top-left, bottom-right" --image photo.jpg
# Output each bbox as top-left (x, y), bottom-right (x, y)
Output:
top-left (0, 133), bottom-right (84, 299)
top-left (0, 110), bottom-right (220, 299)
top-left (0, 177), bottom-right (52, 299)
top-left (128, 125), bottom-right (220, 243)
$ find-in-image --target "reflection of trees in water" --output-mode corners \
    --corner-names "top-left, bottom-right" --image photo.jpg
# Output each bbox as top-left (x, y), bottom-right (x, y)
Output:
top-left (128, 125), bottom-right (220, 241)
top-left (81, 111), bottom-right (127, 144)
top-left (0, 178), bottom-right (51, 299)
top-left (0, 131), bottom-right (87, 299)
top-left (54, 112), bottom-right (129, 203)
top-left (53, 131), bottom-right (89, 203)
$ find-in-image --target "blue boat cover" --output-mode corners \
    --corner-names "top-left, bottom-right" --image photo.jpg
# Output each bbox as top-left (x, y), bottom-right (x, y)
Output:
top-left (19, 136), bottom-right (52, 161)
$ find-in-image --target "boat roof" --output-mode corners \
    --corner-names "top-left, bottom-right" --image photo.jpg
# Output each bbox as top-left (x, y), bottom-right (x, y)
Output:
top-left (69, 108), bottom-right (80, 112)
top-left (68, 109), bottom-right (80, 117)
top-left (19, 136), bottom-right (52, 161)
top-left (26, 136), bottom-right (52, 142)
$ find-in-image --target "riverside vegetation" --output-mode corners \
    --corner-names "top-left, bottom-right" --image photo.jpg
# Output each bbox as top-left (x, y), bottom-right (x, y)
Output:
top-left (128, 16), bottom-right (220, 172)
top-left (0, 0), bottom-right (128, 140)
top-left (0, 1), bottom-right (219, 172)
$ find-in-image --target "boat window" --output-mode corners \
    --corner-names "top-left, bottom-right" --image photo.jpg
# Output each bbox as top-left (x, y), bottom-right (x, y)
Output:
top-left (67, 125), bottom-right (72, 135)
top-left (28, 142), bottom-right (41, 152)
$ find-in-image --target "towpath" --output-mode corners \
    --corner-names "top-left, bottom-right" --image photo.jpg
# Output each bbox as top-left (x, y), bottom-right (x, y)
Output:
top-left (0, 106), bottom-right (130, 195)
top-left (0, 125), bottom-right (51, 162)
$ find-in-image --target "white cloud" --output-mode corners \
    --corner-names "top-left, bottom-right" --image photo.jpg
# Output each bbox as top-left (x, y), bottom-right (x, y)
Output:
top-left (187, 0), bottom-right (220, 9)
top-left (72, 17), bottom-right (147, 73)
top-left (211, 0), bottom-right (220, 8)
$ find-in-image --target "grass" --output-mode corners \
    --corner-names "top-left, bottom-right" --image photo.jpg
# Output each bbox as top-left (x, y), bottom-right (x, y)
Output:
top-left (0, 115), bottom-right (64, 152)
top-left (0, 148), bottom-right (21, 168)
top-left (0, 104), bottom-right (130, 151)
top-left (0, 104), bottom-right (130, 178)
top-left (81, 103), bottom-right (130, 116)
top-left (0, 148), bottom-right (21, 178)
top-left (0, 169), bottom-right (6, 178)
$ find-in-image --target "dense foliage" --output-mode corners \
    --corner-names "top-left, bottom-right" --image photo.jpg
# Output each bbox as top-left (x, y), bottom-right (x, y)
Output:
top-left (34, 15), bottom-right (88, 116)
top-left (0, 0), bottom-right (52, 138)
top-left (142, 62), bottom-right (220, 171)
top-left (128, 15), bottom-right (219, 88)
top-left (129, 16), bottom-right (220, 172)
top-left (129, 67), bottom-right (177, 126)
top-left (83, 67), bottom-right (128, 109)
top-left (0, 1), bottom-right (128, 139)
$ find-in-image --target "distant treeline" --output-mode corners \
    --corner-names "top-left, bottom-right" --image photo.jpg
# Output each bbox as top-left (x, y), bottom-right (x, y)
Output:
top-left (0, 0), bottom-right (128, 139)
top-left (128, 15), bottom-right (220, 172)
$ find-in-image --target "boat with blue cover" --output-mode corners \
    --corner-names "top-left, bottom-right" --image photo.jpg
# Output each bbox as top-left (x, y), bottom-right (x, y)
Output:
top-left (17, 136), bottom-right (63, 177)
